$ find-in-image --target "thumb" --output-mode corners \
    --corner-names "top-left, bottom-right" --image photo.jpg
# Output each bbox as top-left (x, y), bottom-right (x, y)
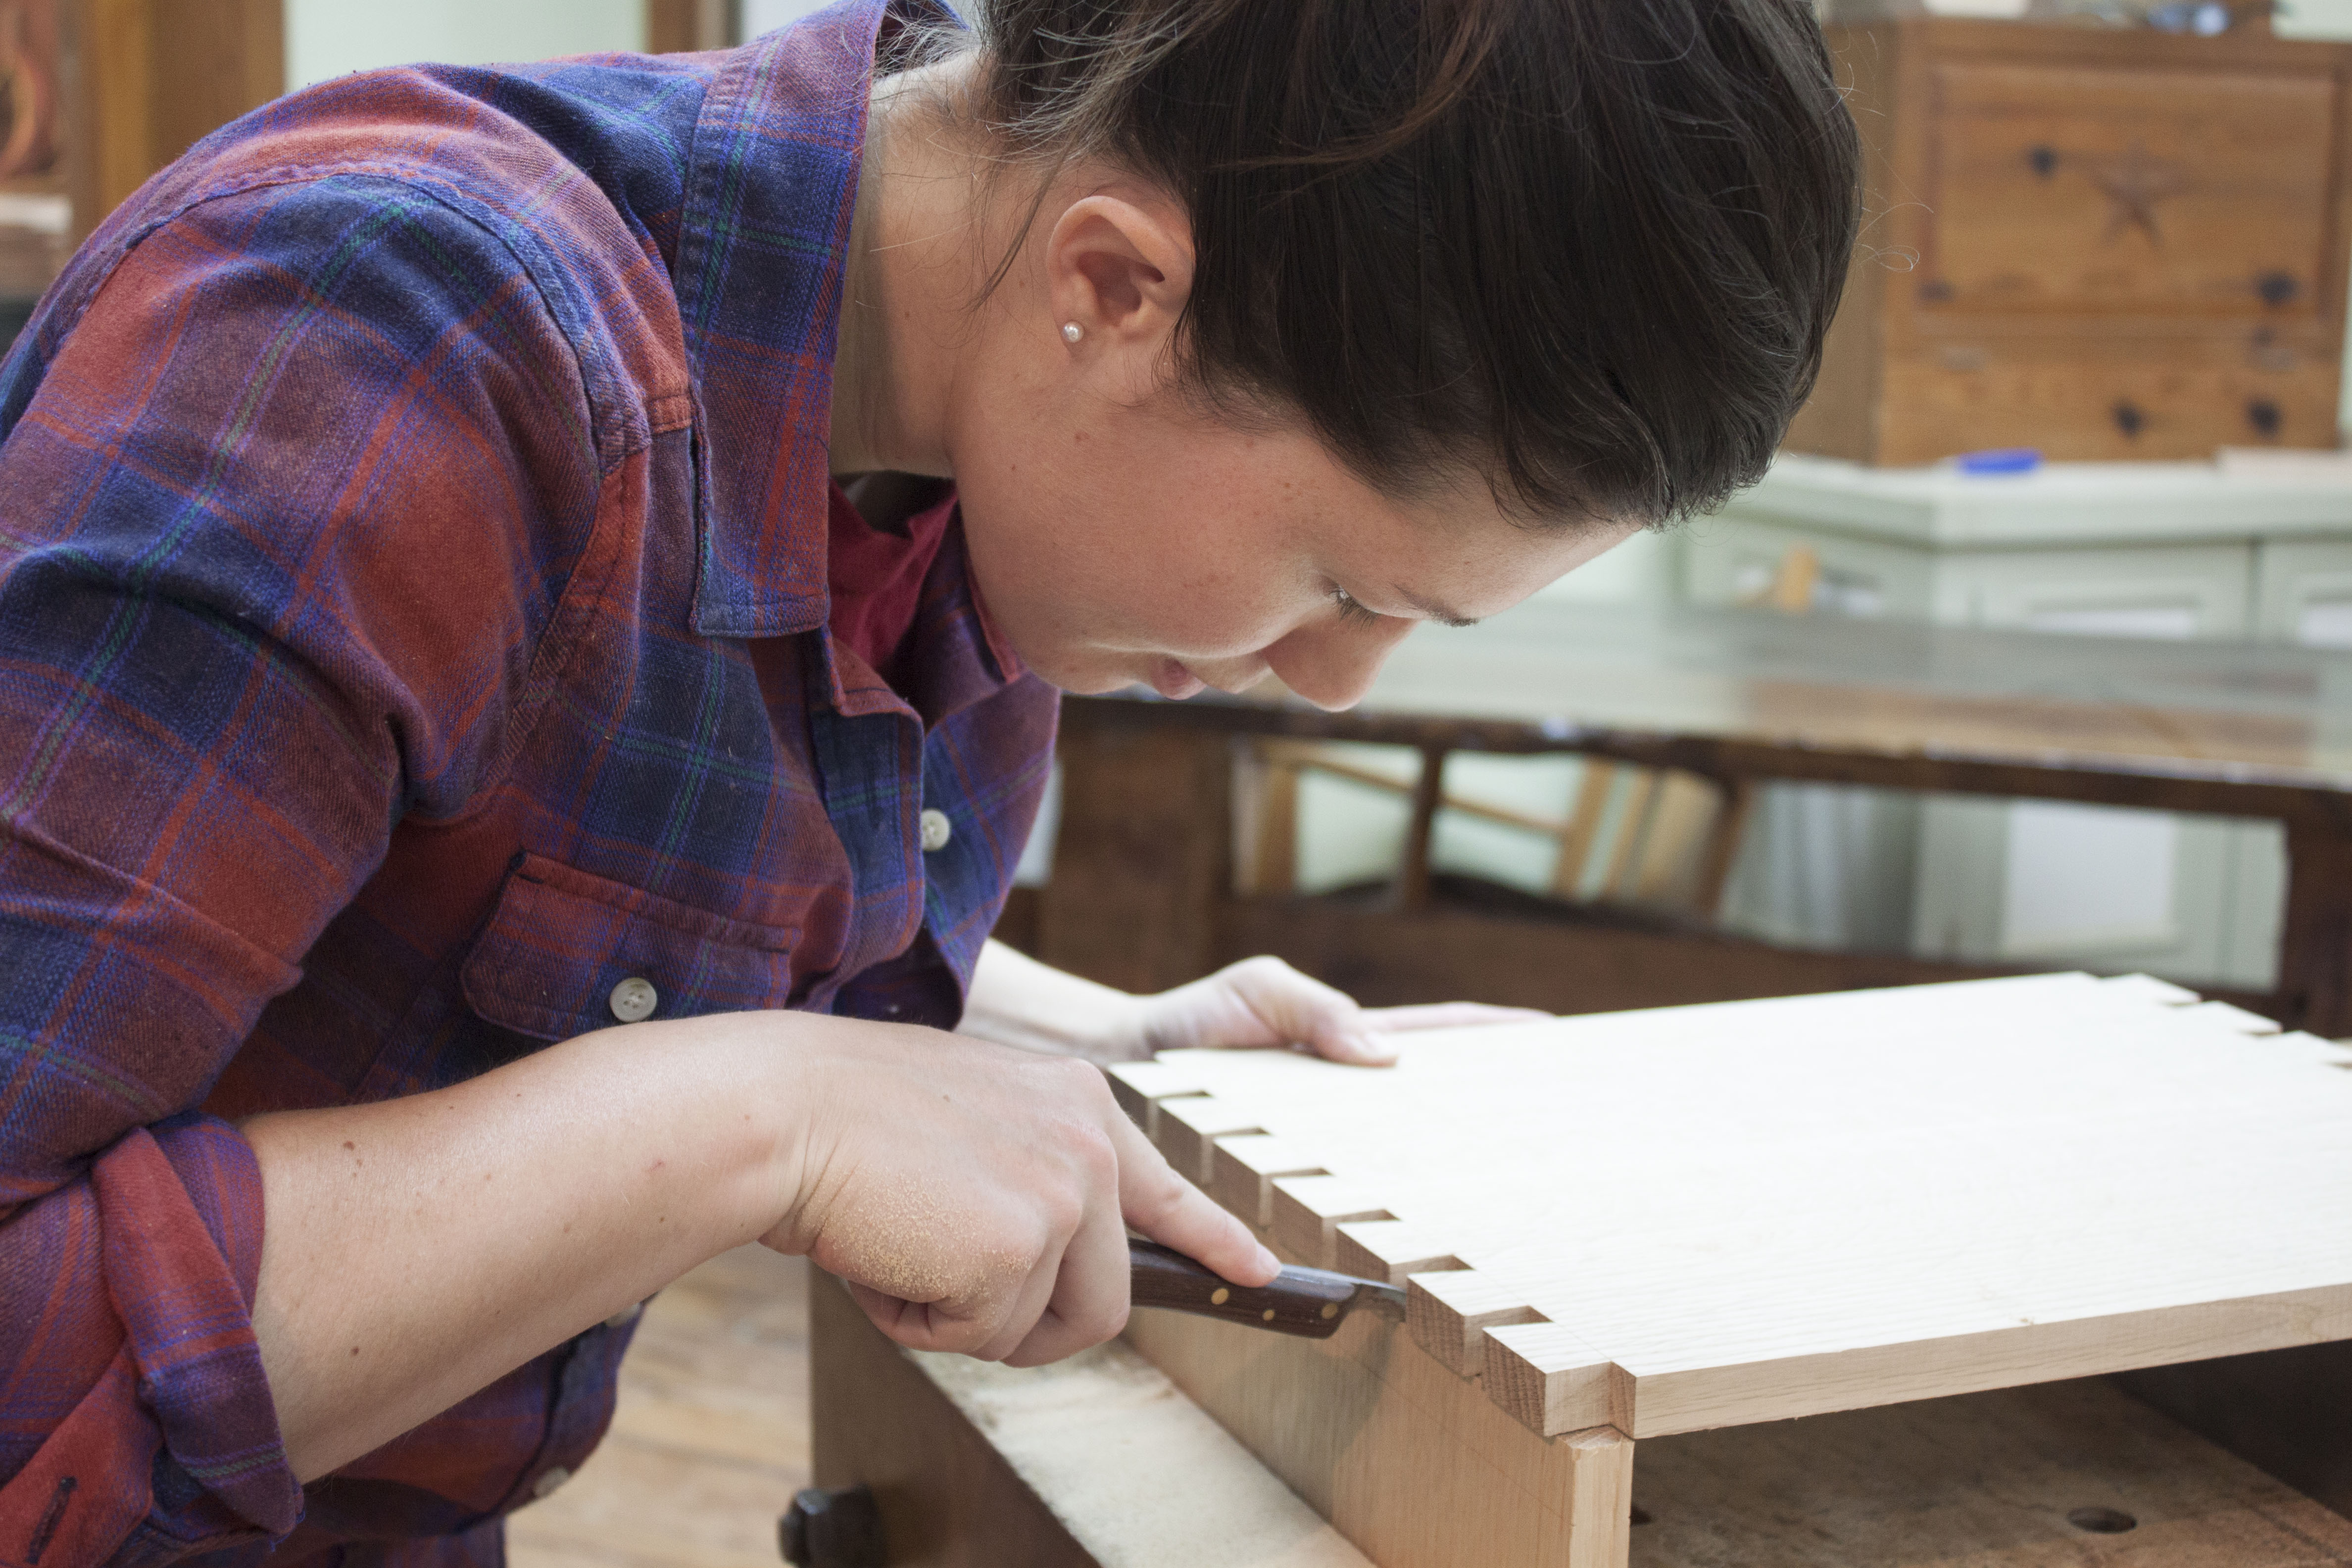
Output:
top-left (1282, 993), bottom-right (1397, 1067)
top-left (1311, 1028), bottom-right (1398, 1066)
top-left (1225, 958), bottom-right (1400, 1067)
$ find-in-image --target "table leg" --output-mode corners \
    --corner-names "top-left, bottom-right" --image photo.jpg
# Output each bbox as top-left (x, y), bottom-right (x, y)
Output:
top-left (1039, 721), bottom-right (1234, 993)
top-left (2277, 823), bottom-right (2352, 1038)
top-left (809, 1273), bottom-right (1100, 1568)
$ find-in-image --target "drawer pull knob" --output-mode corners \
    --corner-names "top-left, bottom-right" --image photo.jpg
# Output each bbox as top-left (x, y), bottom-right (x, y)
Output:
top-left (2027, 143), bottom-right (2058, 178)
top-left (2248, 397), bottom-right (2283, 439)
top-left (2111, 400), bottom-right (2146, 439)
top-left (2257, 271), bottom-right (2301, 307)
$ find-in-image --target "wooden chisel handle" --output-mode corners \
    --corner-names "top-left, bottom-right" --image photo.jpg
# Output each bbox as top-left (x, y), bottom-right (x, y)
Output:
top-left (1127, 1238), bottom-right (1402, 1339)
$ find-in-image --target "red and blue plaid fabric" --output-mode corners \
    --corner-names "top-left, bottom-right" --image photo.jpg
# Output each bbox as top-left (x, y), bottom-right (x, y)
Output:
top-left (0, 3), bottom-right (1056, 1563)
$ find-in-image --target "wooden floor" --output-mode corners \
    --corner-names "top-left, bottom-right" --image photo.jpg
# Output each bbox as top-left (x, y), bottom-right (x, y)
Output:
top-left (508, 1247), bottom-right (813, 1568)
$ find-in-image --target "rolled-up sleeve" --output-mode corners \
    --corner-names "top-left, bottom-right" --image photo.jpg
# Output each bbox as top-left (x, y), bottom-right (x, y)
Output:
top-left (0, 167), bottom-right (602, 1566)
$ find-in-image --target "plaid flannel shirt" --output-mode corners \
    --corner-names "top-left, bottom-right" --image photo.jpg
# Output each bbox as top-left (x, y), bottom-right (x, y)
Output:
top-left (0, 3), bottom-right (1058, 1563)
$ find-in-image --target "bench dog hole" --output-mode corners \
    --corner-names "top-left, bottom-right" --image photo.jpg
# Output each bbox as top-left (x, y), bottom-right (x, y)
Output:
top-left (2066, 1506), bottom-right (2137, 1534)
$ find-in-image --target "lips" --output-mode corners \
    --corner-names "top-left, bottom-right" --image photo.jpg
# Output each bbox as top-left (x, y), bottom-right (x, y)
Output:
top-left (1149, 657), bottom-right (1208, 700)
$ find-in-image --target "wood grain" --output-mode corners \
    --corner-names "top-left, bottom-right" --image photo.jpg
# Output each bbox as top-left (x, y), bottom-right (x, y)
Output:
top-left (62, 0), bottom-right (280, 236)
top-left (809, 1270), bottom-right (1099, 1568)
top-left (513, 1245), bottom-right (2352, 1568)
top-left (2119, 1339), bottom-right (2352, 1520)
top-left (1038, 721), bottom-right (1232, 995)
top-left (1045, 604), bottom-right (2352, 1040)
top-left (507, 1246), bottom-right (810, 1568)
top-left (646, 0), bottom-right (733, 53)
top-left (1786, 19), bottom-right (2352, 463)
top-left (1112, 972), bottom-right (2352, 1442)
top-left (812, 1265), bottom-right (1377, 1568)
top-left (1123, 1299), bottom-right (1633, 1568)
top-left (1628, 1377), bottom-right (2352, 1567)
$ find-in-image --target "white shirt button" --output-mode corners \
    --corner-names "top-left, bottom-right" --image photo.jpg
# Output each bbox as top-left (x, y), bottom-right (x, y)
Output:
top-left (532, 1465), bottom-right (572, 1499)
top-left (608, 976), bottom-right (658, 1023)
top-left (919, 808), bottom-right (953, 852)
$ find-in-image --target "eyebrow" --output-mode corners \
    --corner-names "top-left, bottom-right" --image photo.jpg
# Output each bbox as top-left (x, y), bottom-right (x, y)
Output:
top-left (1394, 586), bottom-right (1480, 628)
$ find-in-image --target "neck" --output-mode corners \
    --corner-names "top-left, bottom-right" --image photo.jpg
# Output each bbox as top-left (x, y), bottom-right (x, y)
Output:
top-left (829, 63), bottom-right (980, 479)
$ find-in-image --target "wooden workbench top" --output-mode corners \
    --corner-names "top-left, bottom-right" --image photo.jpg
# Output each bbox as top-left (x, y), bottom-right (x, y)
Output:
top-left (1075, 596), bottom-right (2352, 807)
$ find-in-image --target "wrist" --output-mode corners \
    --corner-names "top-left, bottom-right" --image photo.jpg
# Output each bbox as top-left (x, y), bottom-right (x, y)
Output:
top-left (687, 1010), bottom-right (839, 1252)
top-left (960, 940), bottom-right (1152, 1062)
top-left (1093, 989), bottom-right (1155, 1062)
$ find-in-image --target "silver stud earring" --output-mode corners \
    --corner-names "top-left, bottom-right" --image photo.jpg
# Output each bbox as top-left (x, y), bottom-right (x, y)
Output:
top-left (1061, 322), bottom-right (1083, 344)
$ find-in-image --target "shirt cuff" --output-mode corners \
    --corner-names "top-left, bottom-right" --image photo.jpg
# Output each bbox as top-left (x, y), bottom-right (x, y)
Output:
top-left (0, 1116), bottom-right (300, 1564)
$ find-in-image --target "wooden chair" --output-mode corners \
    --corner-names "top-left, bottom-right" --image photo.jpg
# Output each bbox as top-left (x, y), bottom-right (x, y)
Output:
top-left (1233, 738), bottom-right (1753, 921)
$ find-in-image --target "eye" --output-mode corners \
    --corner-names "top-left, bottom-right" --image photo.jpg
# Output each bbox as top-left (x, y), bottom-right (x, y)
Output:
top-left (1330, 586), bottom-right (1383, 627)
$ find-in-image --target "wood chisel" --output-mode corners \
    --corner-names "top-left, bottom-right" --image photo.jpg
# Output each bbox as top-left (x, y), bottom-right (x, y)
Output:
top-left (1128, 1238), bottom-right (1408, 1338)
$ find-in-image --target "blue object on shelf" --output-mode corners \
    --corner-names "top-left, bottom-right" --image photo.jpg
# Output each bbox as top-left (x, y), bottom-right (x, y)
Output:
top-left (1955, 447), bottom-right (2042, 475)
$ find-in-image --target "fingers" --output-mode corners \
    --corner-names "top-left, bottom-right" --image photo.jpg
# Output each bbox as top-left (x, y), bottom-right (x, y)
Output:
top-left (1000, 1183), bottom-right (1131, 1367)
top-left (1111, 1109), bottom-right (1278, 1287)
top-left (971, 1226), bottom-right (1072, 1363)
top-left (805, 1028), bottom-right (1278, 1373)
top-left (1359, 1001), bottom-right (1552, 1033)
top-left (1217, 956), bottom-right (1397, 1067)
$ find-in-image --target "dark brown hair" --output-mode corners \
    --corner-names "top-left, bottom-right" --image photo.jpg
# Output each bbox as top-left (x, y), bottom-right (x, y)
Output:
top-left (957, 0), bottom-right (1861, 527)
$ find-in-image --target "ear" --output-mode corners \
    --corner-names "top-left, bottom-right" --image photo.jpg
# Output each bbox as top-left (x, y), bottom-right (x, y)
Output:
top-left (1042, 192), bottom-right (1194, 388)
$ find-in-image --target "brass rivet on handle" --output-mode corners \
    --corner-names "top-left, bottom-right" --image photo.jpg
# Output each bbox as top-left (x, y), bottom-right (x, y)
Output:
top-left (1210, 1287), bottom-right (1229, 1306)
top-left (1321, 1303), bottom-right (1338, 1320)
top-left (1262, 1309), bottom-right (1276, 1322)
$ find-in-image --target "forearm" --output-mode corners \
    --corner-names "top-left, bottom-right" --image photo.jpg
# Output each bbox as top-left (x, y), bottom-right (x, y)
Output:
top-left (244, 1010), bottom-right (820, 1482)
top-left (959, 938), bottom-right (1144, 1061)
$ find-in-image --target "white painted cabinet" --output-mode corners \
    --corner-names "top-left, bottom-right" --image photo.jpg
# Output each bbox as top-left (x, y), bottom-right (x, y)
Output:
top-left (1688, 456), bottom-right (2352, 991)
top-left (2254, 540), bottom-right (2352, 645)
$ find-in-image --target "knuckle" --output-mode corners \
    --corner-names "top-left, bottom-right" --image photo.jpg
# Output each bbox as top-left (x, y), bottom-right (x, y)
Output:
top-left (1041, 1184), bottom-right (1086, 1237)
top-left (1078, 1300), bottom-right (1129, 1345)
top-left (1125, 1167), bottom-right (1190, 1226)
top-left (1044, 1054), bottom-right (1110, 1101)
top-left (1069, 1117), bottom-right (1118, 1176)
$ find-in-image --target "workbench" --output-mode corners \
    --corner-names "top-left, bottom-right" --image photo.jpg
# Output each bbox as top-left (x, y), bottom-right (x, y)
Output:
top-left (807, 973), bottom-right (2352, 1567)
top-left (1029, 596), bottom-right (2352, 1034)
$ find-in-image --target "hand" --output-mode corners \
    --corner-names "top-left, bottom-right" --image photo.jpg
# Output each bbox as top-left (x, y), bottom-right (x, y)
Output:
top-left (767, 1025), bottom-right (1277, 1366)
top-left (1123, 955), bottom-right (1549, 1067)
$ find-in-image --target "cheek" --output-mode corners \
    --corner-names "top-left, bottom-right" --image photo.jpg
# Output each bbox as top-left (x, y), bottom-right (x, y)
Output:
top-left (961, 445), bottom-right (1303, 658)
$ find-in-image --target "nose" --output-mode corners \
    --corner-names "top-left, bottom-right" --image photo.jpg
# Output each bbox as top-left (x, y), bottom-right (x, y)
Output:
top-left (1261, 617), bottom-right (1416, 711)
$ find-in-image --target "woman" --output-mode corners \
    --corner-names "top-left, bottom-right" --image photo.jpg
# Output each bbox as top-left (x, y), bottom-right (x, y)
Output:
top-left (0, 0), bottom-right (1858, 1561)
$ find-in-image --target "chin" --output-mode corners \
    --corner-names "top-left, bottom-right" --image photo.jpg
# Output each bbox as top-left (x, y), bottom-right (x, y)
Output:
top-left (1021, 650), bottom-right (1139, 697)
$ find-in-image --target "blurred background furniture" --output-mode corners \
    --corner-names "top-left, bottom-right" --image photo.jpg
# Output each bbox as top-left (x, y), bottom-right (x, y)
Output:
top-left (1235, 739), bottom-right (1748, 922)
top-left (62, 0), bottom-right (280, 238)
top-left (1790, 18), bottom-right (2352, 463)
top-left (1685, 455), bottom-right (2352, 994)
top-left (1021, 596), bottom-right (2352, 1035)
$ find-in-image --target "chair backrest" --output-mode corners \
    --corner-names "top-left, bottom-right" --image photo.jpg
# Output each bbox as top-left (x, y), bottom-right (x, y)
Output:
top-left (1235, 738), bottom-right (1750, 921)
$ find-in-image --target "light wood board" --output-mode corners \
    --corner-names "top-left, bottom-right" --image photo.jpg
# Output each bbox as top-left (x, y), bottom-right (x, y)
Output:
top-left (1125, 1298), bottom-right (2352, 1568)
top-left (811, 1268), bottom-right (1373, 1568)
top-left (1123, 1290), bottom-right (1632, 1568)
top-left (1110, 972), bottom-right (2352, 1443)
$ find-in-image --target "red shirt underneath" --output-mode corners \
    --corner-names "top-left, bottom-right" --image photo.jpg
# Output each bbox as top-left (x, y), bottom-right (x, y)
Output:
top-left (827, 482), bottom-right (958, 685)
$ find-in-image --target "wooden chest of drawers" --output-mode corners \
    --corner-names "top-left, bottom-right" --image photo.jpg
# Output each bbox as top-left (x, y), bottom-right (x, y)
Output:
top-left (1786, 19), bottom-right (2352, 464)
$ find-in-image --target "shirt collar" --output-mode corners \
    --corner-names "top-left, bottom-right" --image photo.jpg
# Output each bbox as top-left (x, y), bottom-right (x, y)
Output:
top-left (672, 0), bottom-right (895, 639)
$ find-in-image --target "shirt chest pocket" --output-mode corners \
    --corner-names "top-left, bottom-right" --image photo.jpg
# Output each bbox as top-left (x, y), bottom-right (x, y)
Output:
top-left (461, 853), bottom-right (801, 1040)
